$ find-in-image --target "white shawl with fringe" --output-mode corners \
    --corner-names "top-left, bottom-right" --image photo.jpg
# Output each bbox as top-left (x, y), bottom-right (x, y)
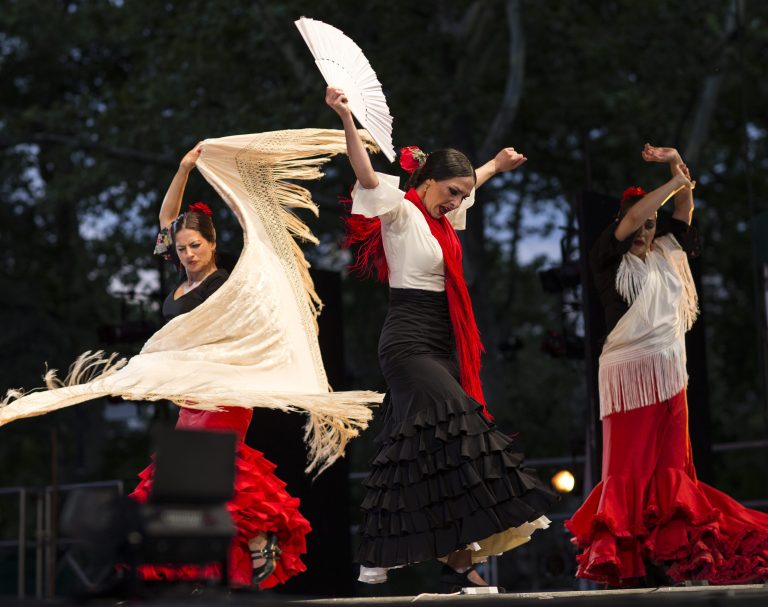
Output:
top-left (598, 234), bottom-right (699, 419)
top-left (1, 128), bottom-right (384, 473)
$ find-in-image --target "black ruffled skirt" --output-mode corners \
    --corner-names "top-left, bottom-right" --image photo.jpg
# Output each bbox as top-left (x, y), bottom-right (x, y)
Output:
top-left (356, 288), bottom-right (556, 568)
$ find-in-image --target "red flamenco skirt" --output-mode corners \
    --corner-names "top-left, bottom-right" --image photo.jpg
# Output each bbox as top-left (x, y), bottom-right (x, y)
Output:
top-left (566, 389), bottom-right (768, 586)
top-left (129, 407), bottom-right (311, 589)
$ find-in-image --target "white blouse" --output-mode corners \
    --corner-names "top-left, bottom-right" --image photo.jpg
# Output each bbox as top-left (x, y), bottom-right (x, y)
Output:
top-left (351, 173), bottom-right (476, 292)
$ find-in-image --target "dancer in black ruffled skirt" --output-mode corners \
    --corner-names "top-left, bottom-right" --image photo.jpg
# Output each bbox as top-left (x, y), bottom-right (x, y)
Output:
top-left (326, 87), bottom-right (556, 590)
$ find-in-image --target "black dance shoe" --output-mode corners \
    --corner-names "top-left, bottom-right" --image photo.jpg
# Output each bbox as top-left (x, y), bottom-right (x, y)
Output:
top-left (642, 559), bottom-right (674, 587)
top-left (251, 532), bottom-right (281, 585)
top-left (439, 564), bottom-right (494, 593)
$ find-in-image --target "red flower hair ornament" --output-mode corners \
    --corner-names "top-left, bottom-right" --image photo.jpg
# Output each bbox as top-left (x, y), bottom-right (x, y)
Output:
top-left (399, 146), bottom-right (428, 174)
top-left (620, 186), bottom-right (647, 205)
top-left (188, 201), bottom-right (213, 217)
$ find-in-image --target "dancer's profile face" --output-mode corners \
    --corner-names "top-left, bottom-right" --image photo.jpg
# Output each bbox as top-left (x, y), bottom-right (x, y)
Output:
top-left (630, 214), bottom-right (657, 260)
top-left (421, 176), bottom-right (475, 219)
top-left (174, 227), bottom-right (216, 273)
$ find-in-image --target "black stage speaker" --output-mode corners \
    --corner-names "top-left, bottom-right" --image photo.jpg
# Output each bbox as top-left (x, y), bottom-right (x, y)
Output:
top-left (59, 429), bottom-right (237, 596)
top-left (140, 429), bottom-right (236, 568)
top-left (575, 191), bottom-right (614, 487)
top-left (245, 268), bottom-right (354, 597)
top-left (576, 192), bottom-right (713, 486)
top-left (152, 429), bottom-right (236, 504)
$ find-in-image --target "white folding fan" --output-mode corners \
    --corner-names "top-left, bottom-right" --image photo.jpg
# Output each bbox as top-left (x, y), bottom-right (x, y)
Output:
top-left (295, 16), bottom-right (395, 162)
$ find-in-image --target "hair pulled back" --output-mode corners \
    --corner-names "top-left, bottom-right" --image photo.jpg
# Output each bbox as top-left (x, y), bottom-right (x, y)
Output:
top-left (173, 208), bottom-right (217, 244)
top-left (405, 148), bottom-right (476, 189)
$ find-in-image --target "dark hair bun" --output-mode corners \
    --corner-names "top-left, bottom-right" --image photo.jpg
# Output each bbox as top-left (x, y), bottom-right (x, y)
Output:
top-left (405, 148), bottom-right (475, 189)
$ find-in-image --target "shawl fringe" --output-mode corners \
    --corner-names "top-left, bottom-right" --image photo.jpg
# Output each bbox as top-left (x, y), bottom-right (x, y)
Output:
top-left (2, 350), bottom-right (127, 408)
top-left (45, 350), bottom-right (128, 389)
top-left (600, 235), bottom-right (698, 419)
top-left (666, 243), bottom-right (699, 331)
top-left (341, 209), bottom-right (389, 283)
top-left (599, 341), bottom-right (688, 418)
top-left (236, 128), bottom-right (379, 329)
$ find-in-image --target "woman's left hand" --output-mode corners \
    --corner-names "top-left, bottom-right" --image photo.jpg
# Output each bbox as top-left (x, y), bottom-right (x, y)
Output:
top-left (493, 147), bottom-right (527, 173)
top-left (642, 143), bottom-right (681, 164)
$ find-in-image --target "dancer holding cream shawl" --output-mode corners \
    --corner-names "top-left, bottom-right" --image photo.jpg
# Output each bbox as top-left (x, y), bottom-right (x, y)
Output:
top-left (0, 129), bottom-right (384, 585)
top-left (566, 144), bottom-right (768, 587)
top-left (1, 128), bottom-right (381, 470)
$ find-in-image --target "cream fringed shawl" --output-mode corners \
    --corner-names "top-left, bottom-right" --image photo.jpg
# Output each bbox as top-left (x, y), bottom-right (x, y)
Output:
top-left (1, 128), bottom-right (384, 473)
top-left (598, 234), bottom-right (699, 419)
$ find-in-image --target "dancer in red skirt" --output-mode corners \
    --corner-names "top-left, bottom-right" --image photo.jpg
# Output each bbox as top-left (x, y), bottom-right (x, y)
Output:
top-left (566, 144), bottom-right (768, 586)
top-left (129, 145), bottom-right (311, 589)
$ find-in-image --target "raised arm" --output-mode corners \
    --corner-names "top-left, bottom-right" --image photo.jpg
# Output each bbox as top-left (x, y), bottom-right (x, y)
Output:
top-left (325, 87), bottom-right (378, 189)
top-left (615, 163), bottom-right (693, 241)
top-left (475, 147), bottom-right (527, 189)
top-left (159, 145), bottom-right (201, 229)
top-left (641, 143), bottom-right (695, 225)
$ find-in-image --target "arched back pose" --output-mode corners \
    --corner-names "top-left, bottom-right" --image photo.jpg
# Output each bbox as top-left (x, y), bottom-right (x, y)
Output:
top-left (327, 86), bottom-right (557, 591)
top-left (129, 146), bottom-right (310, 588)
top-left (566, 144), bottom-right (768, 586)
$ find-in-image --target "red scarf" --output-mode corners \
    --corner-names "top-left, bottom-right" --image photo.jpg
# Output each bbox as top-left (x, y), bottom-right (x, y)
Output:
top-left (342, 188), bottom-right (491, 420)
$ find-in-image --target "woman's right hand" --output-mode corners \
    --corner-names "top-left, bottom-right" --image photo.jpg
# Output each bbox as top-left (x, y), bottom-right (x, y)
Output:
top-left (327, 85), bottom-right (377, 187)
top-left (180, 144), bottom-right (202, 172)
top-left (325, 86), bottom-right (353, 120)
top-left (673, 162), bottom-right (695, 191)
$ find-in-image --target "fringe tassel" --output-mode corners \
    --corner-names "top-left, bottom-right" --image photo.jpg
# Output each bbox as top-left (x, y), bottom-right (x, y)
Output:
top-left (231, 128), bottom-right (382, 471)
top-left (599, 342), bottom-right (687, 419)
top-left (0, 389), bottom-right (25, 408)
top-left (2, 350), bottom-right (126, 409)
top-left (340, 207), bottom-right (389, 282)
top-left (670, 249), bottom-right (699, 331)
top-left (304, 412), bottom-right (358, 476)
top-left (237, 128), bottom-right (379, 328)
top-left (45, 350), bottom-right (128, 389)
top-left (615, 256), bottom-right (646, 307)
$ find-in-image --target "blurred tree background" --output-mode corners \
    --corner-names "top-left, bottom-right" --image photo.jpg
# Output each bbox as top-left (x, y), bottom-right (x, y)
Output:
top-left (1, 0), bottom-right (767, 595)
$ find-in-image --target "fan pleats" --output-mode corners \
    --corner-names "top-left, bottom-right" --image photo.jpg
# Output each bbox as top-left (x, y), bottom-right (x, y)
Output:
top-left (296, 17), bottom-right (395, 162)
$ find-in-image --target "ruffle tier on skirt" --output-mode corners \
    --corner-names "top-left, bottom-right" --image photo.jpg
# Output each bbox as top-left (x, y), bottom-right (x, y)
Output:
top-left (358, 393), bottom-right (555, 567)
top-left (130, 408), bottom-right (311, 589)
top-left (357, 288), bottom-right (556, 568)
top-left (566, 390), bottom-right (768, 586)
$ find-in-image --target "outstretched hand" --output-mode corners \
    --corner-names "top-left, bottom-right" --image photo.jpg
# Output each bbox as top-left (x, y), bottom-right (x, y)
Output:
top-left (642, 143), bottom-right (681, 164)
top-left (325, 86), bottom-right (352, 120)
top-left (180, 144), bottom-right (202, 171)
top-left (493, 147), bottom-right (527, 173)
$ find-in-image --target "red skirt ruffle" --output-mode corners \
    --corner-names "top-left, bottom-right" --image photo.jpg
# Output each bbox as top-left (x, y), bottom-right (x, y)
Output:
top-left (129, 408), bottom-right (311, 589)
top-left (566, 390), bottom-right (768, 586)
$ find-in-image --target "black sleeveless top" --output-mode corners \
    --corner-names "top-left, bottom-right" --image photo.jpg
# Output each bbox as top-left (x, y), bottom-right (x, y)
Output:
top-left (161, 269), bottom-right (229, 322)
